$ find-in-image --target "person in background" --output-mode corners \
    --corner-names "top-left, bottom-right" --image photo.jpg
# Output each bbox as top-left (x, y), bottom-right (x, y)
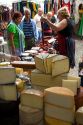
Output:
top-left (41, 6), bottom-right (75, 68)
top-left (33, 7), bottom-right (43, 42)
top-left (20, 8), bottom-right (38, 50)
top-left (0, 52), bottom-right (20, 61)
top-left (41, 11), bottom-right (55, 37)
top-left (7, 11), bottom-right (25, 56)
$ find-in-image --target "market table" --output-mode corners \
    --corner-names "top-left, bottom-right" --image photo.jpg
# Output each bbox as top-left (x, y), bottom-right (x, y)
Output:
top-left (11, 61), bottom-right (36, 74)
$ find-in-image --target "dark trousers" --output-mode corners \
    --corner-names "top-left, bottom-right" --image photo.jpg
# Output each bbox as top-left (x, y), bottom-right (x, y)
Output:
top-left (25, 37), bottom-right (35, 50)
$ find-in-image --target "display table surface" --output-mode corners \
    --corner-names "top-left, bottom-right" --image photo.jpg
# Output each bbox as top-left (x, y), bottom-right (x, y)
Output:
top-left (11, 61), bottom-right (36, 70)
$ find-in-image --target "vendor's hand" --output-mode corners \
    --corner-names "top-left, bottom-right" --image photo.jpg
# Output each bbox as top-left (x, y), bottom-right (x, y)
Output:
top-left (41, 16), bottom-right (48, 22)
top-left (10, 56), bottom-right (21, 61)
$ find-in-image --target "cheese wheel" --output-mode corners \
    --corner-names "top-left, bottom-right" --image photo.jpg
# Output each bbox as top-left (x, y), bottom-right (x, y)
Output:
top-left (44, 87), bottom-right (75, 108)
top-left (20, 89), bottom-right (44, 109)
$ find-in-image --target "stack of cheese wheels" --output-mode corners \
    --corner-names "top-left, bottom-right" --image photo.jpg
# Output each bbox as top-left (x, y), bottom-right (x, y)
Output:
top-left (0, 66), bottom-right (19, 125)
top-left (31, 54), bottom-right (69, 92)
top-left (31, 69), bottom-right (68, 92)
top-left (44, 87), bottom-right (75, 125)
top-left (19, 89), bottom-right (44, 125)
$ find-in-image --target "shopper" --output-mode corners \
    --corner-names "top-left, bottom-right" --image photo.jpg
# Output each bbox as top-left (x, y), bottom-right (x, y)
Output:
top-left (20, 8), bottom-right (38, 50)
top-left (41, 6), bottom-right (75, 68)
top-left (34, 7), bottom-right (43, 42)
top-left (7, 11), bottom-right (25, 56)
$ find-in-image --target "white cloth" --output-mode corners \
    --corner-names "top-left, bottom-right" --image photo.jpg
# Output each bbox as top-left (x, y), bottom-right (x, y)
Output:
top-left (34, 14), bottom-right (42, 31)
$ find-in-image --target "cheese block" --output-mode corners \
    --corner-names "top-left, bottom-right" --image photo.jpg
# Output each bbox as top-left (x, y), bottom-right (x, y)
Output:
top-left (19, 104), bottom-right (43, 125)
top-left (45, 116), bottom-right (72, 125)
top-left (20, 89), bottom-right (44, 109)
top-left (62, 79), bottom-right (78, 95)
top-left (52, 55), bottom-right (69, 77)
top-left (0, 84), bottom-right (17, 101)
top-left (31, 69), bottom-right (67, 87)
top-left (15, 78), bottom-right (25, 92)
top-left (34, 53), bottom-right (57, 73)
top-left (44, 87), bottom-right (74, 108)
top-left (45, 103), bottom-right (75, 123)
top-left (67, 76), bottom-right (81, 88)
top-left (76, 106), bottom-right (83, 124)
top-left (15, 68), bottom-right (23, 74)
top-left (0, 67), bottom-right (16, 84)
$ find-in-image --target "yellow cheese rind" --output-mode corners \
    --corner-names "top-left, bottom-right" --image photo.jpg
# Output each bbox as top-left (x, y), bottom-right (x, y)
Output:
top-left (31, 69), bottom-right (67, 87)
top-left (19, 104), bottom-right (43, 125)
top-left (20, 89), bottom-right (44, 109)
top-left (15, 68), bottom-right (23, 74)
top-left (35, 53), bottom-right (57, 74)
top-left (45, 103), bottom-right (75, 123)
top-left (76, 107), bottom-right (83, 124)
top-left (0, 67), bottom-right (16, 84)
top-left (44, 87), bottom-right (74, 108)
top-left (45, 116), bottom-right (72, 125)
top-left (62, 79), bottom-right (78, 95)
top-left (0, 84), bottom-right (17, 101)
top-left (67, 76), bottom-right (81, 88)
top-left (52, 55), bottom-right (69, 77)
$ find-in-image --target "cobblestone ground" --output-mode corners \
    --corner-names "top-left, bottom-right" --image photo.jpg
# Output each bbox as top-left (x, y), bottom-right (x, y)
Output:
top-left (3, 36), bottom-right (83, 76)
top-left (68, 36), bottom-right (83, 76)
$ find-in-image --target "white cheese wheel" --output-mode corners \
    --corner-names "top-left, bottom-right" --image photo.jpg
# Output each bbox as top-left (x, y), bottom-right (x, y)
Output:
top-left (20, 89), bottom-right (44, 109)
top-left (67, 76), bottom-right (81, 88)
top-left (0, 84), bottom-right (17, 101)
top-left (45, 103), bottom-right (75, 123)
top-left (31, 69), bottom-right (67, 87)
top-left (0, 66), bottom-right (16, 84)
top-left (35, 53), bottom-right (57, 73)
top-left (52, 55), bottom-right (69, 77)
top-left (44, 87), bottom-right (75, 108)
top-left (62, 79), bottom-right (78, 95)
top-left (19, 104), bottom-right (43, 125)
top-left (76, 106), bottom-right (83, 124)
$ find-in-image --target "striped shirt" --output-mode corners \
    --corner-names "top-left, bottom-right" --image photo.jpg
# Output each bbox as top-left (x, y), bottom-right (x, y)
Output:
top-left (23, 19), bottom-right (34, 38)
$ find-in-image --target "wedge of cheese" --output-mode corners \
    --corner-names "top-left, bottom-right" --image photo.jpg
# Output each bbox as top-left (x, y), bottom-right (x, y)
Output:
top-left (76, 106), bottom-right (83, 124)
top-left (0, 66), bottom-right (16, 84)
top-left (19, 104), bottom-right (43, 125)
top-left (0, 84), bottom-right (17, 101)
top-left (20, 89), bottom-right (44, 109)
top-left (67, 76), bottom-right (81, 88)
top-left (34, 53), bottom-right (57, 73)
top-left (45, 116), bottom-right (72, 125)
top-left (45, 103), bottom-right (75, 123)
top-left (44, 87), bottom-right (74, 108)
top-left (52, 55), bottom-right (69, 77)
top-left (62, 79), bottom-right (78, 95)
top-left (31, 69), bottom-right (67, 87)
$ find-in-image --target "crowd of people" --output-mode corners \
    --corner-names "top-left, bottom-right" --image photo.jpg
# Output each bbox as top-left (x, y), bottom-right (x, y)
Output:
top-left (0, 6), bottom-right (75, 68)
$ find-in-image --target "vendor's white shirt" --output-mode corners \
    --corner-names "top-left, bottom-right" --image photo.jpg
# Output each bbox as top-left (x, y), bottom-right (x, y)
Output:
top-left (34, 14), bottom-right (42, 31)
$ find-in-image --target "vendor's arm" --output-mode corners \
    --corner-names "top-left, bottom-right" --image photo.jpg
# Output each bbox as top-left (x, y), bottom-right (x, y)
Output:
top-left (0, 52), bottom-right (20, 61)
top-left (41, 17), bottom-right (68, 32)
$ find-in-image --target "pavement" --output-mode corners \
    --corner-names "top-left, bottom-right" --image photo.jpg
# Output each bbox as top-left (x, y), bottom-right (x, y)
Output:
top-left (69, 35), bottom-right (83, 76)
